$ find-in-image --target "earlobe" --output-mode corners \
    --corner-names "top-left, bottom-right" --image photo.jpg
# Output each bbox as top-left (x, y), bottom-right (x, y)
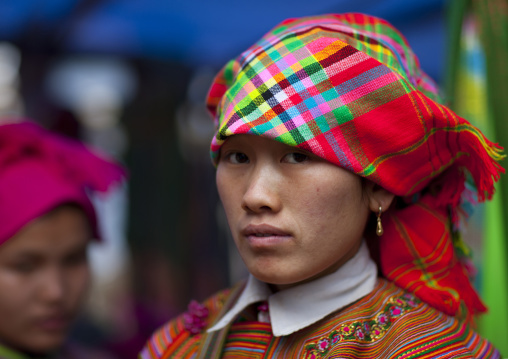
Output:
top-left (364, 181), bottom-right (395, 213)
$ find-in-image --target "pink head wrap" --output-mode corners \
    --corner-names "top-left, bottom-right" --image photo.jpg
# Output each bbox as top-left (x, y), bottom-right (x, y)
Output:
top-left (0, 121), bottom-right (126, 244)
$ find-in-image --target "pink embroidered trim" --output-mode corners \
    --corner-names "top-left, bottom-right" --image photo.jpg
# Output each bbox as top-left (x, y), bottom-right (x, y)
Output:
top-left (304, 293), bottom-right (420, 358)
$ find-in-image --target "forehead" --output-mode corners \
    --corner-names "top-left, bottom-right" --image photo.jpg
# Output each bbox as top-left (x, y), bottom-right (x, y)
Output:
top-left (0, 207), bottom-right (91, 258)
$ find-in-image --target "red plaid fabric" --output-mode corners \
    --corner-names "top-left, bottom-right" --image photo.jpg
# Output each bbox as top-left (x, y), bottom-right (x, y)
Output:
top-left (206, 13), bottom-right (504, 317)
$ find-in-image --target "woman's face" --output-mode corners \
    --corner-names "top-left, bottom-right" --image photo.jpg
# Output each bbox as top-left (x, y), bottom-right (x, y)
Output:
top-left (0, 205), bottom-right (91, 354)
top-left (217, 135), bottom-right (374, 290)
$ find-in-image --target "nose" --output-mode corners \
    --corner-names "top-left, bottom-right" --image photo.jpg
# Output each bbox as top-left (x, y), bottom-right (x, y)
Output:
top-left (39, 267), bottom-right (66, 304)
top-left (241, 165), bottom-right (282, 213)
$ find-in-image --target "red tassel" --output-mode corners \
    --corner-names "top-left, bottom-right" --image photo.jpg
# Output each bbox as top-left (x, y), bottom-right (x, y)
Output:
top-left (459, 127), bottom-right (504, 202)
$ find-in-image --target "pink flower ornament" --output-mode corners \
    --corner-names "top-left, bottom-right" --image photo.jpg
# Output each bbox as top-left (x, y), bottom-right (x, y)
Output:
top-left (390, 306), bottom-right (402, 317)
top-left (183, 300), bottom-right (209, 335)
top-left (332, 333), bottom-right (342, 344)
top-left (317, 338), bottom-right (330, 352)
top-left (378, 313), bottom-right (389, 326)
top-left (363, 323), bottom-right (371, 335)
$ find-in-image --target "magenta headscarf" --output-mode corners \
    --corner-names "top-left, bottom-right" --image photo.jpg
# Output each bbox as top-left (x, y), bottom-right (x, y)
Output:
top-left (0, 121), bottom-right (126, 244)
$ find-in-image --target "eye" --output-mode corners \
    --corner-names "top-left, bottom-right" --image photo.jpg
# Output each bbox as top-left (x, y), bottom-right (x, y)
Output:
top-left (226, 152), bottom-right (250, 164)
top-left (63, 248), bottom-right (88, 268)
top-left (10, 261), bottom-right (37, 274)
top-left (283, 152), bottom-right (309, 164)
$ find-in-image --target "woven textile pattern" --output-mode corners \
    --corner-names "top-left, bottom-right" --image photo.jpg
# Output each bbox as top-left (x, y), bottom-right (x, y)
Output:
top-left (206, 13), bottom-right (504, 317)
top-left (208, 13), bottom-right (501, 200)
top-left (140, 279), bottom-right (500, 358)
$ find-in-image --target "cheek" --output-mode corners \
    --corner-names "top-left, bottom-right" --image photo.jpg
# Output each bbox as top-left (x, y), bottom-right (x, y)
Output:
top-left (0, 270), bottom-right (31, 306)
top-left (0, 271), bottom-right (32, 335)
top-left (66, 265), bottom-right (91, 302)
top-left (216, 170), bottom-right (231, 209)
top-left (299, 178), bottom-right (366, 233)
top-left (217, 171), bottom-right (243, 222)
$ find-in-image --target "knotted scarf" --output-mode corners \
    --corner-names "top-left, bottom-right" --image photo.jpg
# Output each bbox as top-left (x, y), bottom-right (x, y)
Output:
top-left (0, 121), bottom-right (126, 244)
top-left (206, 13), bottom-right (504, 318)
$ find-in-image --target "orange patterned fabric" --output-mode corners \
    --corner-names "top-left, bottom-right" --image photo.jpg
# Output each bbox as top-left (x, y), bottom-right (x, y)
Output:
top-left (140, 279), bottom-right (500, 358)
top-left (222, 322), bottom-right (272, 359)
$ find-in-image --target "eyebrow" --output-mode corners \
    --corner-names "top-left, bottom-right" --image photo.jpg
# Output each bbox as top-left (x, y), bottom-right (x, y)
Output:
top-left (5, 251), bottom-right (44, 262)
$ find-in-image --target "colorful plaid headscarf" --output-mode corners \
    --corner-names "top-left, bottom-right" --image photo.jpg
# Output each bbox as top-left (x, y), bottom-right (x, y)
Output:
top-left (206, 13), bottom-right (504, 318)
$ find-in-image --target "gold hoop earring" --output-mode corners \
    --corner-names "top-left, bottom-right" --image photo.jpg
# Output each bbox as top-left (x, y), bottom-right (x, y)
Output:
top-left (376, 206), bottom-right (384, 236)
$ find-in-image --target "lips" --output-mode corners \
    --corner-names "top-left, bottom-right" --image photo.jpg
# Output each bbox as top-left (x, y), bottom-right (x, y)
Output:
top-left (241, 224), bottom-right (292, 248)
top-left (34, 314), bottom-right (72, 332)
top-left (242, 224), bottom-right (290, 236)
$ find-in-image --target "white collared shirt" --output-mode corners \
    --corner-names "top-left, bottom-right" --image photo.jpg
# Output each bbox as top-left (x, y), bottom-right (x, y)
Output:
top-left (208, 241), bottom-right (377, 336)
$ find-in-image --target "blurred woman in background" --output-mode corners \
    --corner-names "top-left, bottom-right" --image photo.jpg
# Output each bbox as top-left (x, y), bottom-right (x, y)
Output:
top-left (0, 121), bottom-right (125, 359)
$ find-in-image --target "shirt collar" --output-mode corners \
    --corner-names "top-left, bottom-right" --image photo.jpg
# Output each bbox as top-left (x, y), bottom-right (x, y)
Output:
top-left (0, 343), bottom-right (55, 359)
top-left (0, 343), bottom-right (28, 359)
top-left (208, 241), bottom-right (377, 336)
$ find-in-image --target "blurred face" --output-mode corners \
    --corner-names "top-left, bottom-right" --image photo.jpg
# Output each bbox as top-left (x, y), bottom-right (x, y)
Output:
top-left (0, 205), bottom-right (91, 354)
top-left (216, 135), bottom-right (372, 290)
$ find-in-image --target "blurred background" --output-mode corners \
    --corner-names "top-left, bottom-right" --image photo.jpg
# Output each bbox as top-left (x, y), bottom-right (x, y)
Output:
top-left (0, 0), bottom-right (506, 357)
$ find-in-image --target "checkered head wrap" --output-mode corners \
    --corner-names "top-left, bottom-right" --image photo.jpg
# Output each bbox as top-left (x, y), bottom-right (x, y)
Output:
top-left (206, 13), bottom-right (504, 318)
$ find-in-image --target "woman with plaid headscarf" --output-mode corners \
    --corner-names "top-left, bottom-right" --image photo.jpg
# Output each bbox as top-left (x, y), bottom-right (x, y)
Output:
top-left (142, 14), bottom-right (502, 358)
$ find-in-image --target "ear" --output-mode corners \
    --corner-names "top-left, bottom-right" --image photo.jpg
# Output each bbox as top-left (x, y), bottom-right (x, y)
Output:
top-left (363, 180), bottom-right (395, 213)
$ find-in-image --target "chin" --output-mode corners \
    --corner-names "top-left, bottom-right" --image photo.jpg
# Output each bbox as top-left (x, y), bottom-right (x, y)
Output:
top-left (245, 257), bottom-right (314, 288)
top-left (23, 333), bottom-right (66, 355)
top-left (251, 268), bottom-right (301, 287)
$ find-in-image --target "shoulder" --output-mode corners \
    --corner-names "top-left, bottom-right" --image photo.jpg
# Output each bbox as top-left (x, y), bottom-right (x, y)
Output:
top-left (301, 279), bottom-right (500, 359)
top-left (139, 283), bottom-right (243, 359)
